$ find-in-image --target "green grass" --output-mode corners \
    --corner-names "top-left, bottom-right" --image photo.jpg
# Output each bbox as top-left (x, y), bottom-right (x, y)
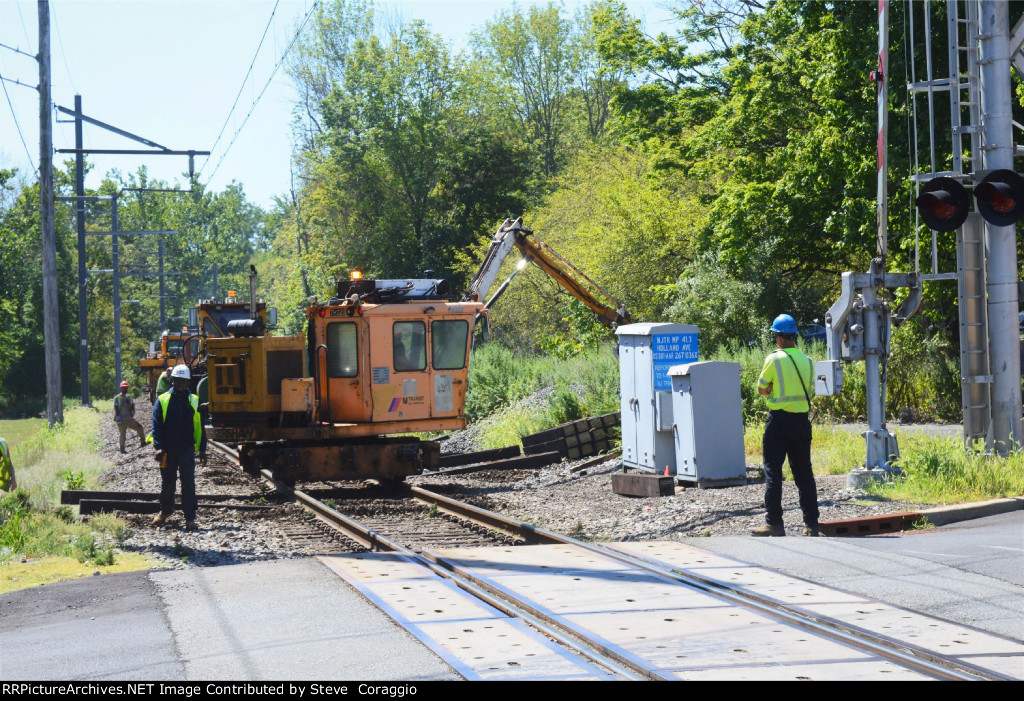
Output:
top-left (867, 434), bottom-right (1024, 504)
top-left (4, 401), bottom-right (112, 505)
top-left (0, 400), bottom-right (157, 581)
top-left (468, 342), bottom-right (621, 449)
top-left (743, 423), bottom-right (868, 477)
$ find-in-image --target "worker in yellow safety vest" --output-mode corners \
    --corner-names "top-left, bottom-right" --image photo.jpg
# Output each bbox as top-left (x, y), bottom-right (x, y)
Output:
top-left (0, 437), bottom-right (16, 492)
top-left (151, 364), bottom-right (206, 531)
top-left (751, 314), bottom-right (819, 538)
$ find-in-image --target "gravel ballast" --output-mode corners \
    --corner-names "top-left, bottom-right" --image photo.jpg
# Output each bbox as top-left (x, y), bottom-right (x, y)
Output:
top-left (94, 395), bottom-right (938, 570)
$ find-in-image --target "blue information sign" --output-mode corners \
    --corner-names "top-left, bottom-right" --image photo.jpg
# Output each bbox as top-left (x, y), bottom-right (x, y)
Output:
top-left (651, 333), bottom-right (698, 390)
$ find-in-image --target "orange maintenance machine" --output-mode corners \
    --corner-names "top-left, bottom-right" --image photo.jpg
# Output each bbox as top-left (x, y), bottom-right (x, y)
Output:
top-left (206, 274), bottom-right (483, 483)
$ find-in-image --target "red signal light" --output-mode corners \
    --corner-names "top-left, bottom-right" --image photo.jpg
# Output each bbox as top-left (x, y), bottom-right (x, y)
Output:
top-left (988, 189), bottom-right (1014, 213)
top-left (975, 169), bottom-right (1024, 226)
top-left (915, 177), bottom-right (969, 232)
top-left (319, 308), bottom-right (326, 318)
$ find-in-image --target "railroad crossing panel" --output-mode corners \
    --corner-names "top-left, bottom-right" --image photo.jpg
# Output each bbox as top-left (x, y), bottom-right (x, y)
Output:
top-left (319, 553), bottom-right (616, 681)
top-left (609, 540), bottom-right (1024, 680)
top-left (433, 543), bottom-right (930, 680)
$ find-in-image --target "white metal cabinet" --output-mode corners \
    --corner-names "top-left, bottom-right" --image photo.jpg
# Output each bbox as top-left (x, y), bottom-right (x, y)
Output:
top-left (668, 361), bottom-right (747, 488)
top-left (616, 323), bottom-right (699, 474)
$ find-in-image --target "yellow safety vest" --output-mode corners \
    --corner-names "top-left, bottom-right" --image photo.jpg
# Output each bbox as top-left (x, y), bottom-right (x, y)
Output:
top-left (0, 438), bottom-right (14, 491)
top-left (157, 391), bottom-right (203, 452)
top-left (757, 348), bottom-right (814, 413)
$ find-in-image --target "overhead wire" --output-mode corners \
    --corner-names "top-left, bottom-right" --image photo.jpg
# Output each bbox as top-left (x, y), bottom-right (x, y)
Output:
top-left (1, 2), bottom-right (38, 174)
top-left (50, 0), bottom-right (77, 94)
top-left (199, 0), bottom-right (282, 177)
top-left (0, 70), bottom-right (36, 173)
top-left (14, 0), bottom-right (32, 46)
top-left (203, 0), bottom-right (321, 184)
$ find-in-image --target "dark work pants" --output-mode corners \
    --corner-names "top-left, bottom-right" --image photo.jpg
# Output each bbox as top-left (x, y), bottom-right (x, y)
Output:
top-left (762, 410), bottom-right (819, 527)
top-left (159, 450), bottom-right (197, 520)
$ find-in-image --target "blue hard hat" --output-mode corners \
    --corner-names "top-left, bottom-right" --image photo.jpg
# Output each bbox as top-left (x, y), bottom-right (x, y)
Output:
top-left (770, 314), bottom-right (798, 334)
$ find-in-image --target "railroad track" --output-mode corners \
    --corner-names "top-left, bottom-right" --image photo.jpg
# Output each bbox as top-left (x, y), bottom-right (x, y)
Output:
top-left (204, 440), bottom-right (1021, 681)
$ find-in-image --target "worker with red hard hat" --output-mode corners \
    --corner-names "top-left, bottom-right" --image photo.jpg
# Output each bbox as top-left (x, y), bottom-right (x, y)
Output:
top-left (113, 380), bottom-right (146, 454)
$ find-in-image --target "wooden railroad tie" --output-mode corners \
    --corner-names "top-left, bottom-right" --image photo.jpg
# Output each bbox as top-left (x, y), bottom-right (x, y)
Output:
top-left (521, 412), bottom-right (620, 460)
top-left (611, 472), bottom-right (675, 498)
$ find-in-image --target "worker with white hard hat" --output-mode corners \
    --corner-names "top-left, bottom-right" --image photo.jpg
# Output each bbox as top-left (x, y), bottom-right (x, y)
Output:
top-left (150, 364), bottom-right (206, 531)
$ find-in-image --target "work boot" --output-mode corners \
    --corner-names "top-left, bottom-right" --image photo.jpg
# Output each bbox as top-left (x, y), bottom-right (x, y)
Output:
top-left (151, 512), bottom-right (169, 527)
top-left (802, 525), bottom-right (820, 537)
top-left (751, 523), bottom-right (786, 537)
top-left (185, 519), bottom-right (198, 532)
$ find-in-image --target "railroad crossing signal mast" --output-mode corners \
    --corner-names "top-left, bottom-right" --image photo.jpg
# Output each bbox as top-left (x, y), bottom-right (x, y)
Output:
top-left (817, 0), bottom-right (1023, 486)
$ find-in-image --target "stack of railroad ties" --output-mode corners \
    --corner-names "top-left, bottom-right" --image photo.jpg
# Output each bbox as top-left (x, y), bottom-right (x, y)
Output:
top-left (431, 411), bottom-right (621, 476)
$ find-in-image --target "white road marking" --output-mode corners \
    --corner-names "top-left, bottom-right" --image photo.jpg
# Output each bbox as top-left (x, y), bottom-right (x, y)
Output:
top-left (982, 545), bottom-right (1024, 553)
top-left (902, 550), bottom-right (961, 558)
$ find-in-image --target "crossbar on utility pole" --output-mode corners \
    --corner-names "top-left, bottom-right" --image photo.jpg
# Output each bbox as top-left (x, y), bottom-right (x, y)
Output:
top-left (79, 218), bottom-right (181, 386)
top-left (57, 94), bottom-right (208, 404)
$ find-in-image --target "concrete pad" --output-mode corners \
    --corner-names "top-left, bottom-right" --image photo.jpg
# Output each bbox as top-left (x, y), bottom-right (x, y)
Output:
top-left (153, 558), bottom-right (460, 680)
top-left (923, 497), bottom-right (1024, 526)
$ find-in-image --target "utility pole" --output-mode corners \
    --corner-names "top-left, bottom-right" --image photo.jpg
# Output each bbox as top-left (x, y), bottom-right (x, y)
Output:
top-left (38, 0), bottom-right (62, 426)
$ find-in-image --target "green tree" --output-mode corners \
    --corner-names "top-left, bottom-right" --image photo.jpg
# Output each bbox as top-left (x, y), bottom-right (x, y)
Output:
top-left (0, 166), bottom-right (80, 414)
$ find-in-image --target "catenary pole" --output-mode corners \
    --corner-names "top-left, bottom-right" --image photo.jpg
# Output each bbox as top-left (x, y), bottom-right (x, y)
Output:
top-left (73, 94), bottom-right (90, 405)
top-left (978, 1), bottom-right (1023, 452)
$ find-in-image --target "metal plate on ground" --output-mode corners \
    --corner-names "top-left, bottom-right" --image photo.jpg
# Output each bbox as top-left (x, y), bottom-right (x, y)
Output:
top-left (318, 553), bottom-right (615, 681)
top-left (434, 544), bottom-right (929, 680)
top-left (609, 540), bottom-right (1024, 679)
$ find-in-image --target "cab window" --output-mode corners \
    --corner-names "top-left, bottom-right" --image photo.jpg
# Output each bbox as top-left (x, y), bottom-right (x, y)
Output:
top-left (393, 321), bottom-right (426, 372)
top-left (431, 320), bottom-right (468, 370)
top-left (327, 322), bottom-right (358, 377)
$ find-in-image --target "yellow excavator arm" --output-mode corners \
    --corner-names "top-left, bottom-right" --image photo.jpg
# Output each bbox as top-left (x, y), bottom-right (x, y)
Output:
top-left (465, 218), bottom-right (631, 328)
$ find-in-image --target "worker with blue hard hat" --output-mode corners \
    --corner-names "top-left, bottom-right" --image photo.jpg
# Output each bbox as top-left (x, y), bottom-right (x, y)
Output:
top-left (752, 314), bottom-right (820, 537)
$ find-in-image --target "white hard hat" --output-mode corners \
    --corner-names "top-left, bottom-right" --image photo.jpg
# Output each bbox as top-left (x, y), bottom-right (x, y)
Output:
top-left (171, 364), bottom-right (191, 380)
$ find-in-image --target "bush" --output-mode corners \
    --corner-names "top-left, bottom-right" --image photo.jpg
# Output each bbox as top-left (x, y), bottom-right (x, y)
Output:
top-left (545, 385), bottom-right (584, 425)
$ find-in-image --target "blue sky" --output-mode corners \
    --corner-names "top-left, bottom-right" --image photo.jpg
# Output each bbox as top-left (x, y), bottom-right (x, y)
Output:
top-left (0, 1), bottom-right (676, 210)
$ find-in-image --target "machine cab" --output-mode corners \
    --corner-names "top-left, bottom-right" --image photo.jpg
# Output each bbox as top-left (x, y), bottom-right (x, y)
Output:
top-left (310, 279), bottom-right (480, 427)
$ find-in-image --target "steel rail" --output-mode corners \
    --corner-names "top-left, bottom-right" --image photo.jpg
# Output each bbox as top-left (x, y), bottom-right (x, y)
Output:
top-left (204, 440), bottom-right (653, 680)
top-left (408, 486), bottom-right (1007, 681)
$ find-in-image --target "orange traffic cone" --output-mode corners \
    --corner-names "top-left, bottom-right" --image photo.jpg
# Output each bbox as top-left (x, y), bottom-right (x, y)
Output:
top-left (664, 465), bottom-right (670, 476)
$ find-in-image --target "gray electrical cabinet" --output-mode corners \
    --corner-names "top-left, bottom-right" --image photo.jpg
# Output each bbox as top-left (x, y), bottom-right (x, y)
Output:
top-left (616, 323), bottom-right (699, 474)
top-left (668, 361), bottom-right (747, 488)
